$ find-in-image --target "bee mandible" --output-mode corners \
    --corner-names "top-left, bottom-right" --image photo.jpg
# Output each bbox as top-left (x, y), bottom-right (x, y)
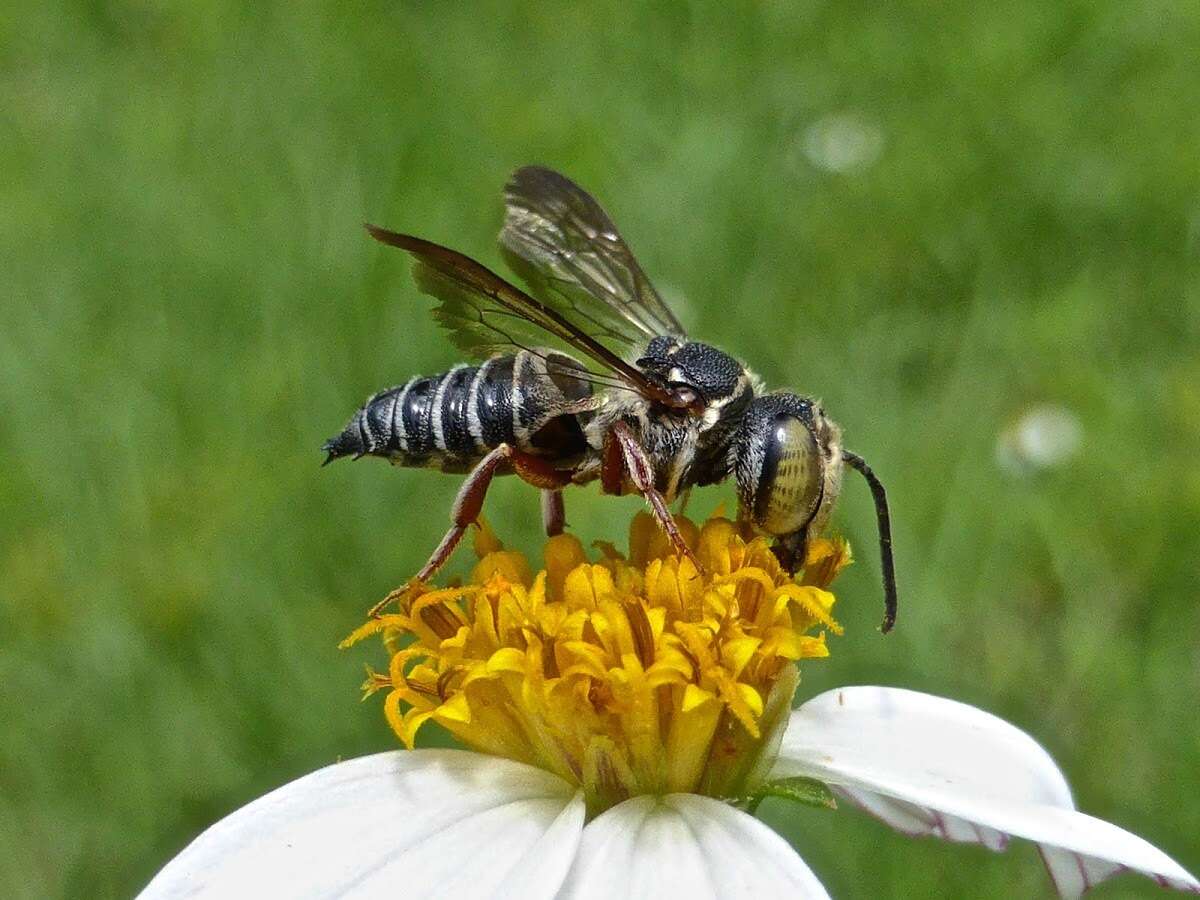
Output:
top-left (323, 167), bottom-right (898, 631)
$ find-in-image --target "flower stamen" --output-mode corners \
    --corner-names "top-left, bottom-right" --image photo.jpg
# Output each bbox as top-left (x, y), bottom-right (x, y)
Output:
top-left (346, 512), bottom-right (852, 813)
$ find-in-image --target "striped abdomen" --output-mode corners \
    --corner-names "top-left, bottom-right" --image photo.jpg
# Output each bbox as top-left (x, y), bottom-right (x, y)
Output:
top-left (322, 351), bottom-right (593, 474)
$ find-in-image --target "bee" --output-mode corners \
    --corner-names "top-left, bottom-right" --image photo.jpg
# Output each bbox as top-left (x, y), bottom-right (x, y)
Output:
top-left (324, 167), bottom-right (898, 631)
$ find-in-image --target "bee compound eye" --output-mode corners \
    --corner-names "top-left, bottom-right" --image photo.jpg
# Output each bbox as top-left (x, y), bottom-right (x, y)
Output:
top-left (754, 414), bottom-right (824, 536)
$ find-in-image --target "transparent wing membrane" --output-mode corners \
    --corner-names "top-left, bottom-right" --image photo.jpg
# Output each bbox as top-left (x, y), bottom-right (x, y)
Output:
top-left (365, 226), bottom-right (671, 400)
top-left (499, 166), bottom-right (686, 343)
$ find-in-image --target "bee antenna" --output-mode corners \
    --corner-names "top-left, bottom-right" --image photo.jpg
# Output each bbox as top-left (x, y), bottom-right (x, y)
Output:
top-left (842, 450), bottom-right (898, 634)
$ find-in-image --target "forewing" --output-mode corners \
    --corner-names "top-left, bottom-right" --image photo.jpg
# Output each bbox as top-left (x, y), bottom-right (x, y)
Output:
top-left (365, 225), bottom-right (672, 400)
top-left (499, 166), bottom-right (687, 343)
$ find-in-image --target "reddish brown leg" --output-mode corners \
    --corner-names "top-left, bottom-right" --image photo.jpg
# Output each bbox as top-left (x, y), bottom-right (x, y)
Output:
top-left (601, 425), bottom-right (625, 495)
top-left (371, 443), bottom-right (514, 617)
top-left (372, 444), bottom-right (578, 616)
top-left (607, 422), bottom-right (703, 572)
top-left (512, 453), bottom-right (574, 491)
top-left (541, 490), bottom-right (565, 537)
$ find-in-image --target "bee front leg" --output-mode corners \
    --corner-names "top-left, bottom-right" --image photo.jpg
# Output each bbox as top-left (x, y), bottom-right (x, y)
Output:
top-left (771, 527), bottom-right (809, 575)
top-left (604, 422), bottom-right (704, 573)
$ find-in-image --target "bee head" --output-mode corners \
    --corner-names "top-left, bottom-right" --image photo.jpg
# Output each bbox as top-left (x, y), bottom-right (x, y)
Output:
top-left (736, 393), bottom-right (899, 632)
top-left (733, 393), bottom-right (840, 539)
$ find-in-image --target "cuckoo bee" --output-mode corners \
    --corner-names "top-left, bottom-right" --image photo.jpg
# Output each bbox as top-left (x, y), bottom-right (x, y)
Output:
top-left (324, 167), bottom-right (898, 631)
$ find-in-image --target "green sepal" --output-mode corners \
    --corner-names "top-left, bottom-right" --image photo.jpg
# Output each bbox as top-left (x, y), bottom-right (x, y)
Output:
top-left (742, 776), bottom-right (838, 815)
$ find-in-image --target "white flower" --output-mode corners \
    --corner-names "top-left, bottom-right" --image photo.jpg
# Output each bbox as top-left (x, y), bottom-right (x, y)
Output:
top-left (140, 686), bottom-right (1198, 899)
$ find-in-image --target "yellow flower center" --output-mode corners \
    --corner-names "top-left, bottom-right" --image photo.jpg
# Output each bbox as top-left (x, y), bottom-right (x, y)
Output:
top-left (343, 512), bottom-right (850, 814)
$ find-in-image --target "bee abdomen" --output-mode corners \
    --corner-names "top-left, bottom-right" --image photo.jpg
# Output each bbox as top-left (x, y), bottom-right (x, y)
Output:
top-left (321, 384), bottom-right (403, 463)
top-left (323, 350), bottom-right (592, 471)
top-left (473, 355), bottom-right (518, 448)
top-left (324, 359), bottom-right (514, 471)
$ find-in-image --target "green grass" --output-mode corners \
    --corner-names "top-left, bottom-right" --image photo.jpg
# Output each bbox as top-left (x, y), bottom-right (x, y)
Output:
top-left (2, 1), bottom-right (1198, 896)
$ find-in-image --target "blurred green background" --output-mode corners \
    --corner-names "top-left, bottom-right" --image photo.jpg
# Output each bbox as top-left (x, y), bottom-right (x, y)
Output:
top-left (3, 1), bottom-right (1198, 896)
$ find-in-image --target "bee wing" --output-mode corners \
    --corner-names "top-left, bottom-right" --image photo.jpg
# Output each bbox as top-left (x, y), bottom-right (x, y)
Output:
top-left (365, 226), bottom-right (675, 401)
top-left (499, 166), bottom-right (687, 344)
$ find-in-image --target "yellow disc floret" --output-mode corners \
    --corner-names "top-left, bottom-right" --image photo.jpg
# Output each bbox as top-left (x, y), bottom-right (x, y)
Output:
top-left (343, 512), bottom-right (850, 813)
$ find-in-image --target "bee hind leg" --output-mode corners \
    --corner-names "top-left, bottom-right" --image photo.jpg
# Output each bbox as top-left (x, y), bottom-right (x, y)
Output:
top-left (371, 445), bottom-right (580, 617)
top-left (372, 443), bottom-right (515, 617)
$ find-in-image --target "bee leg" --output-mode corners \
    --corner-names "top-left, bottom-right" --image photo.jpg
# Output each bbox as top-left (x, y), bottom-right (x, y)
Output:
top-left (771, 528), bottom-right (809, 575)
top-left (541, 490), bottom-right (566, 537)
top-left (606, 422), bottom-right (704, 573)
top-left (734, 504), bottom-right (757, 541)
top-left (372, 443), bottom-right (515, 617)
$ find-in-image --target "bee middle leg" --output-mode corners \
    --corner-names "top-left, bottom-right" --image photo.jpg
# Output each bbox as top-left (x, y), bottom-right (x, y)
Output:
top-left (604, 422), bottom-right (703, 572)
top-left (541, 490), bottom-right (565, 537)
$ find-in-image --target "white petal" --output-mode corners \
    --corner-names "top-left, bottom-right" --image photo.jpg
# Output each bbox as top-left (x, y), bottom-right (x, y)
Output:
top-left (771, 686), bottom-right (1199, 897)
top-left (560, 793), bottom-right (830, 899)
top-left (140, 749), bottom-right (585, 900)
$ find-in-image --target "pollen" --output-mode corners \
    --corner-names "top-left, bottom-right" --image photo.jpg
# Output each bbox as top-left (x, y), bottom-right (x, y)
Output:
top-left (344, 512), bottom-right (850, 813)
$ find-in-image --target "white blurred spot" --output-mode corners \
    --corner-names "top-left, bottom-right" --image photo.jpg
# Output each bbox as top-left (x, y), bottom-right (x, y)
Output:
top-left (995, 405), bottom-right (1083, 475)
top-left (801, 112), bottom-right (885, 174)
